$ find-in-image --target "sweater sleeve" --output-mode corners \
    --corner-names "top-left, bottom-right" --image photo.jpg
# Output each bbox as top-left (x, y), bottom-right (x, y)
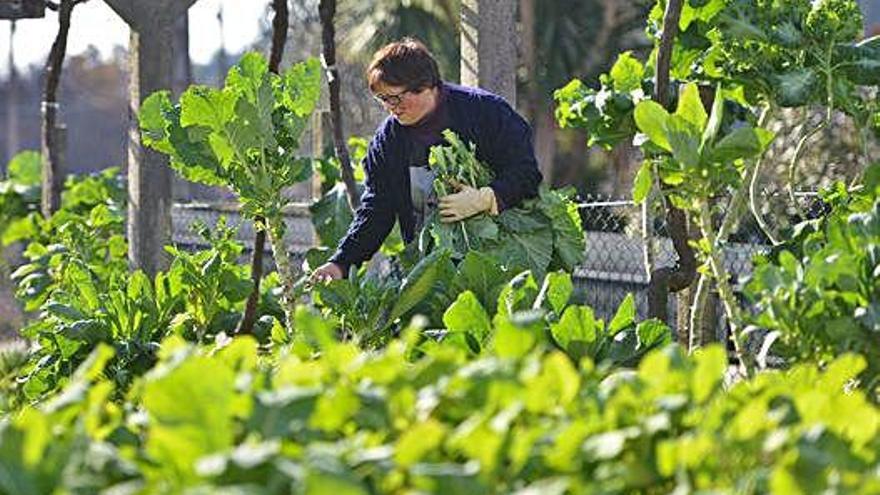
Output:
top-left (328, 133), bottom-right (397, 272)
top-left (480, 97), bottom-right (543, 211)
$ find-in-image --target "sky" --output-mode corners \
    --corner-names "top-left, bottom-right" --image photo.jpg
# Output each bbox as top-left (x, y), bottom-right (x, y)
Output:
top-left (0, 0), bottom-right (269, 77)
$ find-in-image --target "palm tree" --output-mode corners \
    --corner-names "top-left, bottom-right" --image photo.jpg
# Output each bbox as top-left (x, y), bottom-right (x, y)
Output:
top-left (337, 0), bottom-right (460, 81)
top-left (520, 0), bottom-right (651, 186)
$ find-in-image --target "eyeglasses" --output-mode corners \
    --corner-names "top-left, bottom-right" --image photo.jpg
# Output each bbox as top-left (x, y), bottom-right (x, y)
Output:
top-left (372, 88), bottom-right (418, 107)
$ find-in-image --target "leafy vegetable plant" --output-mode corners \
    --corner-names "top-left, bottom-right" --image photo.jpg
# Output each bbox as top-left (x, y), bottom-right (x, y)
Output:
top-left (422, 129), bottom-right (586, 280)
top-left (139, 52), bottom-right (322, 335)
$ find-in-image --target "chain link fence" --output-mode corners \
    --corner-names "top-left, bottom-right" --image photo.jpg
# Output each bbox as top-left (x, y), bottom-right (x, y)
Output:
top-left (571, 191), bottom-right (829, 328)
top-left (169, 190), bottom-right (831, 335)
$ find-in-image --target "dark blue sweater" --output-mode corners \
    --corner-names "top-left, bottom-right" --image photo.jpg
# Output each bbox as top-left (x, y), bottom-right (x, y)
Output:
top-left (329, 82), bottom-right (542, 269)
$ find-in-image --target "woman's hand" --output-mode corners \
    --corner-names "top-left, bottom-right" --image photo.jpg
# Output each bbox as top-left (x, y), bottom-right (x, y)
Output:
top-left (311, 261), bottom-right (345, 283)
top-left (439, 182), bottom-right (498, 222)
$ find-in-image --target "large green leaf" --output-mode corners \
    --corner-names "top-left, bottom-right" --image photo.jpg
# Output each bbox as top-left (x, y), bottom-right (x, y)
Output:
top-left (489, 227), bottom-right (554, 281)
top-left (143, 356), bottom-right (237, 483)
top-left (455, 251), bottom-right (508, 314)
top-left (772, 69), bottom-right (819, 107)
top-left (538, 271), bottom-right (574, 316)
top-left (443, 291), bottom-right (492, 344)
top-left (389, 249), bottom-right (452, 323)
top-left (139, 91), bottom-right (175, 154)
top-left (664, 116), bottom-right (701, 169)
top-left (609, 51), bottom-right (645, 92)
top-left (492, 310), bottom-right (541, 359)
top-left (634, 101), bottom-right (672, 151)
top-left (7, 150), bottom-right (42, 186)
top-left (551, 305), bottom-right (601, 354)
top-left (608, 293), bottom-right (636, 335)
top-left (283, 58), bottom-right (323, 119)
top-left (536, 187), bottom-right (585, 272)
top-left (633, 160), bottom-right (653, 204)
top-left (675, 83), bottom-right (708, 131)
top-left (497, 207), bottom-right (547, 232)
top-left (707, 126), bottom-right (775, 164)
top-left (179, 85), bottom-right (236, 132)
top-left (166, 111), bottom-right (227, 187)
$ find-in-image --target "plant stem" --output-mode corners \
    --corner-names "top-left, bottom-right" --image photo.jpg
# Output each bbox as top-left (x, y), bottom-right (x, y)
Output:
top-left (266, 215), bottom-right (298, 336)
top-left (787, 119), bottom-right (826, 214)
top-left (748, 104), bottom-right (783, 246)
top-left (691, 104), bottom-right (773, 347)
top-left (697, 201), bottom-right (754, 377)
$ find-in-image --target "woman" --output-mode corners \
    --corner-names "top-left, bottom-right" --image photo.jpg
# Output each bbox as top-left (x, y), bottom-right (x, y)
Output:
top-left (312, 37), bottom-right (542, 281)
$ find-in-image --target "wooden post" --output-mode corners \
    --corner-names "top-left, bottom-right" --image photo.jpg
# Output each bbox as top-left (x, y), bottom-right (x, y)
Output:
top-left (171, 12), bottom-right (192, 201)
top-left (104, 0), bottom-right (199, 276)
top-left (460, 0), bottom-right (516, 103)
top-left (4, 21), bottom-right (19, 173)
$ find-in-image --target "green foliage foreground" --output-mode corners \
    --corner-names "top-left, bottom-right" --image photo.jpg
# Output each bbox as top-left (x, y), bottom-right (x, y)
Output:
top-left (1, 324), bottom-right (878, 494)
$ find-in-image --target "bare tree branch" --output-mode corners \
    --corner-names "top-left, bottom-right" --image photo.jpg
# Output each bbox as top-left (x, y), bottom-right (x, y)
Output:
top-left (236, 0), bottom-right (289, 336)
top-left (41, 0), bottom-right (86, 216)
top-left (320, 0), bottom-right (360, 211)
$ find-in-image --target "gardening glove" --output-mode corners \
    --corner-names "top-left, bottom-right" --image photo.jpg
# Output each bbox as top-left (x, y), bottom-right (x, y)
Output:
top-left (439, 183), bottom-right (499, 223)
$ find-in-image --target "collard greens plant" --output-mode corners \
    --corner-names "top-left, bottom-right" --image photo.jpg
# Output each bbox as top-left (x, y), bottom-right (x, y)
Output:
top-left (746, 168), bottom-right (880, 396)
top-left (422, 129), bottom-right (585, 280)
top-left (139, 52), bottom-right (322, 335)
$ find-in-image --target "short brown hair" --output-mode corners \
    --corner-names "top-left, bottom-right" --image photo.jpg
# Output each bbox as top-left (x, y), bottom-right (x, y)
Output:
top-left (366, 38), bottom-right (441, 92)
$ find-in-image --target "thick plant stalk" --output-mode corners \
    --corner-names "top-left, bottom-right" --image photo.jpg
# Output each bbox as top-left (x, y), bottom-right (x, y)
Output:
top-left (697, 202), bottom-right (755, 377)
top-left (236, 0), bottom-right (288, 336)
top-left (266, 215), bottom-right (298, 335)
top-left (690, 105), bottom-right (773, 347)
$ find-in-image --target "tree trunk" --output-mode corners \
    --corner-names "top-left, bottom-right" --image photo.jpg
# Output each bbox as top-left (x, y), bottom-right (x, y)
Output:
top-left (645, 0), bottom-right (697, 327)
top-left (171, 13), bottom-right (190, 98)
top-left (460, 0), bottom-right (517, 104)
top-left (533, 107), bottom-right (557, 185)
top-left (518, 0), bottom-right (556, 183)
top-left (104, 0), bottom-right (199, 276)
top-left (319, 0), bottom-right (360, 211)
top-left (41, 0), bottom-right (78, 217)
top-left (236, 0), bottom-right (288, 336)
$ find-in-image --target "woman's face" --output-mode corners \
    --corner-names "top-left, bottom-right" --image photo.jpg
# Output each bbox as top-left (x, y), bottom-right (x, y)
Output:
top-left (372, 82), bottom-right (439, 126)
